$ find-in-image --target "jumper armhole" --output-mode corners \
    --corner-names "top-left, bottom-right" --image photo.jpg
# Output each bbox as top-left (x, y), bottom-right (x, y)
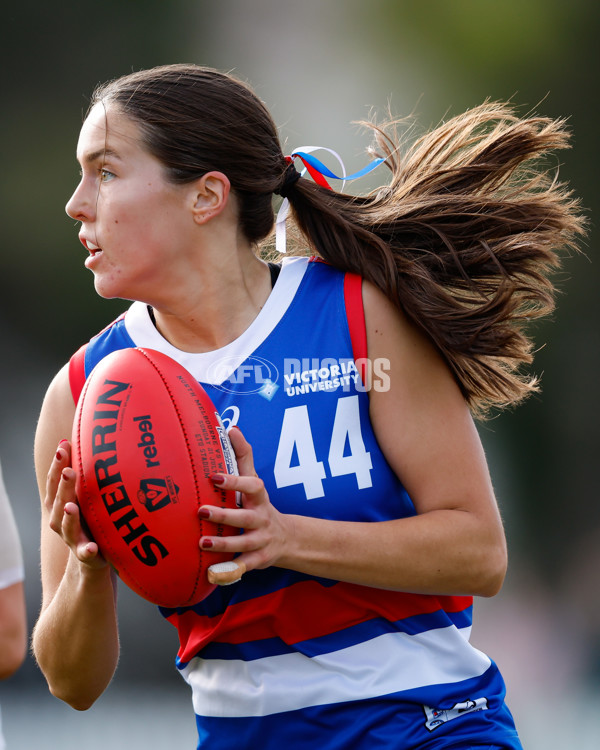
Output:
top-left (343, 273), bottom-right (368, 384)
top-left (69, 344), bottom-right (87, 405)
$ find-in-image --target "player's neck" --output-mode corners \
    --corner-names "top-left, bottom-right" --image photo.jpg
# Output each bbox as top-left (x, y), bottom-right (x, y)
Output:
top-left (149, 252), bottom-right (273, 353)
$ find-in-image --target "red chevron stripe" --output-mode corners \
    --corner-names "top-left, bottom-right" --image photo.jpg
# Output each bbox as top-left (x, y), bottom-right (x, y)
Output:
top-left (165, 580), bottom-right (472, 662)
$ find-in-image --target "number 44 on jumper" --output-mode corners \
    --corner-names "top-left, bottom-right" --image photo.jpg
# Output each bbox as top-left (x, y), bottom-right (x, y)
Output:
top-left (274, 395), bottom-right (373, 500)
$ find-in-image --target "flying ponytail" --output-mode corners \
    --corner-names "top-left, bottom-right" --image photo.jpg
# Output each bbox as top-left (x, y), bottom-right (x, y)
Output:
top-left (282, 101), bottom-right (586, 418)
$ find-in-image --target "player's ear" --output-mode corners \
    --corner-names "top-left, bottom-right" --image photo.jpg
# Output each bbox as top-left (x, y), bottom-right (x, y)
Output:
top-left (191, 171), bottom-right (231, 225)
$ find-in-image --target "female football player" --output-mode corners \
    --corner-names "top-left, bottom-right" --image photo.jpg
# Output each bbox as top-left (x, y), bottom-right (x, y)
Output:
top-left (33, 64), bottom-right (584, 749)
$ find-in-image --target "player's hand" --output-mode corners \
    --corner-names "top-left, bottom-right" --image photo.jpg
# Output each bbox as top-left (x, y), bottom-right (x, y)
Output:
top-left (47, 441), bottom-right (107, 569)
top-left (198, 426), bottom-right (293, 581)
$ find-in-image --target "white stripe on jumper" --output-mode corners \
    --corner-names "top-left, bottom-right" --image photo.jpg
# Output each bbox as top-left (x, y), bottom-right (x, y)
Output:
top-left (181, 624), bottom-right (491, 718)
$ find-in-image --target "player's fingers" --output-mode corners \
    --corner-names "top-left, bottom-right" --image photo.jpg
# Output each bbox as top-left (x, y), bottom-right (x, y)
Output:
top-left (61, 500), bottom-right (106, 566)
top-left (210, 471), bottom-right (264, 496)
top-left (198, 504), bottom-right (257, 530)
top-left (49, 466), bottom-right (81, 537)
top-left (207, 560), bottom-right (247, 585)
top-left (199, 528), bottom-right (272, 567)
top-left (44, 440), bottom-right (70, 514)
top-left (207, 548), bottom-right (271, 580)
top-left (227, 426), bottom-right (258, 478)
top-left (59, 439), bottom-right (72, 463)
top-left (61, 501), bottom-right (87, 547)
top-left (48, 467), bottom-right (73, 534)
top-left (208, 472), bottom-right (268, 515)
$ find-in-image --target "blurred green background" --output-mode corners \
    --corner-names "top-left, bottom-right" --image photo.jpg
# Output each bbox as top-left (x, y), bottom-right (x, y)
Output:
top-left (0, 1), bottom-right (597, 748)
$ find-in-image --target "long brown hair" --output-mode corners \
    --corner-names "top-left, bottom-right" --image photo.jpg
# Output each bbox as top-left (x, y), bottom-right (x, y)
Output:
top-left (287, 103), bottom-right (586, 417)
top-left (91, 65), bottom-right (586, 418)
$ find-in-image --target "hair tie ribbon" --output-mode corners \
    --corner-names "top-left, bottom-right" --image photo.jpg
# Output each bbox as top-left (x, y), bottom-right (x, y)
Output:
top-left (275, 146), bottom-right (385, 254)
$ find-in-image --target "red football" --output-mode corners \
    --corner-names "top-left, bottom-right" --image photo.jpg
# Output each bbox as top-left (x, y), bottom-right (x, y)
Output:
top-left (71, 347), bottom-right (240, 608)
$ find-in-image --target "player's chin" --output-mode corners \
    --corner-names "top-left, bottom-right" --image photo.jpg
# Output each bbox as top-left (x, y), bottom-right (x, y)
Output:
top-left (91, 272), bottom-right (133, 301)
top-left (92, 277), bottom-right (117, 299)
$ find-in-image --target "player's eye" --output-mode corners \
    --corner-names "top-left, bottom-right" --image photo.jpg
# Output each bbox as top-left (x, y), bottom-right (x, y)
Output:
top-left (100, 168), bottom-right (115, 182)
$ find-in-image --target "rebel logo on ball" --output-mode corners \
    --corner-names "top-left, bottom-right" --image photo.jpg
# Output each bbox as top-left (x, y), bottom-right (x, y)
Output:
top-left (133, 414), bottom-right (161, 468)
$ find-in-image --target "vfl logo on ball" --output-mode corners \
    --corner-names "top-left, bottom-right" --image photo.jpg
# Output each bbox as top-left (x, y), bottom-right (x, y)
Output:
top-left (137, 477), bottom-right (179, 512)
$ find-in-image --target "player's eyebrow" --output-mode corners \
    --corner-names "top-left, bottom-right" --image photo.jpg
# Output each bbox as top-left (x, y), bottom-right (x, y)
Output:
top-left (81, 147), bottom-right (122, 165)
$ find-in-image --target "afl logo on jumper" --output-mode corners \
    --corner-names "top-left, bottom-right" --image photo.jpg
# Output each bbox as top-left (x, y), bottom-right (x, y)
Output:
top-left (208, 355), bottom-right (279, 396)
top-left (137, 477), bottom-right (179, 512)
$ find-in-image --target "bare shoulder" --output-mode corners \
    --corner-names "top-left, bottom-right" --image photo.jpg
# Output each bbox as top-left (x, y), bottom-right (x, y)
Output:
top-left (362, 279), bottom-right (464, 403)
top-left (361, 280), bottom-right (493, 514)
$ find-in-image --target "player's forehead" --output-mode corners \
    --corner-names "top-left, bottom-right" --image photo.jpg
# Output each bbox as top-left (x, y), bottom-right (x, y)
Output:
top-left (75, 102), bottom-right (140, 165)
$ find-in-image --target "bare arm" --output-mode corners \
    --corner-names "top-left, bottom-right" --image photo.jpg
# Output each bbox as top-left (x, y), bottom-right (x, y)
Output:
top-left (32, 364), bottom-right (120, 710)
top-left (0, 582), bottom-right (26, 680)
top-left (0, 461), bottom-right (27, 679)
top-left (199, 281), bottom-right (507, 597)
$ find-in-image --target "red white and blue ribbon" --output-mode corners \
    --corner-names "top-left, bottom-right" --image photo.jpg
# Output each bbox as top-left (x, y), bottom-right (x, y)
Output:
top-left (275, 147), bottom-right (385, 254)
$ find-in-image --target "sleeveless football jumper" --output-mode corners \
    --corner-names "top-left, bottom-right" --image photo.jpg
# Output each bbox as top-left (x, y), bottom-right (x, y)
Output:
top-left (70, 257), bottom-right (522, 749)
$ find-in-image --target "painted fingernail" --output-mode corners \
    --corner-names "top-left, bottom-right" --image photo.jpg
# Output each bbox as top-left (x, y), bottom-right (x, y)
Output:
top-left (201, 538), bottom-right (214, 549)
top-left (198, 507), bottom-right (211, 520)
top-left (210, 473), bottom-right (226, 486)
top-left (56, 440), bottom-right (68, 460)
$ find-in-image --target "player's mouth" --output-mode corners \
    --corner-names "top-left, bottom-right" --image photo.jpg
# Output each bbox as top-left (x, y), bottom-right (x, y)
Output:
top-left (80, 236), bottom-right (104, 267)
